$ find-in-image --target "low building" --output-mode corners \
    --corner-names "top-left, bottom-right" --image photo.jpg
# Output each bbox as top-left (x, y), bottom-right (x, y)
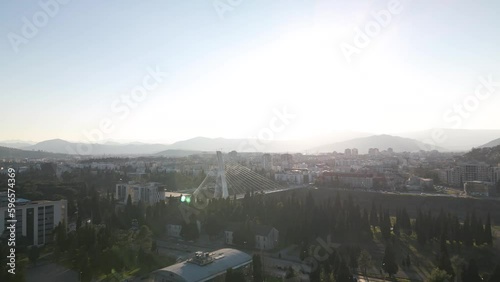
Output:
top-left (152, 248), bottom-right (252, 282)
top-left (255, 225), bottom-right (279, 251)
top-left (274, 169), bottom-right (311, 185)
top-left (0, 198), bottom-right (67, 246)
top-left (320, 172), bottom-right (374, 189)
top-left (224, 224), bottom-right (279, 251)
top-left (464, 181), bottom-right (493, 197)
top-left (166, 218), bottom-right (184, 238)
top-left (115, 182), bottom-right (161, 206)
top-left (405, 176), bottom-right (434, 191)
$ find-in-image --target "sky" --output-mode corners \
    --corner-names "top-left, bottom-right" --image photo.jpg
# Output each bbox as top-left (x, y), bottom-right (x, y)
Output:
top-left (1, 0), bottom-right (500, 144)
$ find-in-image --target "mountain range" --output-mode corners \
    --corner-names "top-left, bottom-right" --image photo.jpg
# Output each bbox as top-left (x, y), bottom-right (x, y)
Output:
top-left (1, 129), bottom-right (499, 157)
top-left (310, 134), bottom-right (443, 154)
top-left (397, 129), bottom-right (500, 151)
top-left (0, 146), bottom-right (69, 159)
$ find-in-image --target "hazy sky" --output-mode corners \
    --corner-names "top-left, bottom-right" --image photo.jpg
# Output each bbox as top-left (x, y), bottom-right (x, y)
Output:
top-left (1, 0), bottom-right (500, 144)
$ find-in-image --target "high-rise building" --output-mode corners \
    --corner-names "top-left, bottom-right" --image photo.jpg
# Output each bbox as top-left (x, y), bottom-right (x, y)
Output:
top-left (262, 153), bottom-right (272, 170)
top-left (228, 150), bottom-right (237, 160)
top-left (280, 153), bottom-right (294, 169)
top-left (460, 162), bottom-right (490, 183)
top-left (0, 198), bottom-right (67, 246)
top-left (351, 148), bottom-right (358, 156)
top-left (344, 148), bottom-right (352, 155)
top-left (490, 167), bottom-right (500, 184)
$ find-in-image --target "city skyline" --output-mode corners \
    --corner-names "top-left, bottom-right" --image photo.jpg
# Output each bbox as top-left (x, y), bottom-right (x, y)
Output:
top-left (2, 0), bottom-right (500, 144)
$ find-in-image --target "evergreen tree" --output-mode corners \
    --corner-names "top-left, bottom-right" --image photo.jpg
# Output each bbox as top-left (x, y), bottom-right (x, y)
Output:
top-left (462, 259), bottom-right (482, 282)
top-left (252, 254), bottom-right (264, 282)
top-left (309, 265), bottom-right (321, 282)
top-left (485, 212), bottom-right (493, 246)
top-left (382, 243), bottom-right (398, 277)
top-left (450, 256), bottom-right (465, 282)
top-left (28, 245), bottom-right (40, 266)
top-left (437, 234), bottom-right (454, 277)
top-left (358, 250), bottom-right (372, 279)
top-left (488, 264), bottom-right (500, 282)
top-left (370, 201), bottom-right (378, 228)
top-left (427, 268), bottom-right (452, 282)
top-left (335, 260), bottom-right (352, 282)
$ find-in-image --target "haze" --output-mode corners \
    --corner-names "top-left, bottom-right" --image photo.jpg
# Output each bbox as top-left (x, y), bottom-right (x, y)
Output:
top-left (1, 0), bottom-right (500, 144)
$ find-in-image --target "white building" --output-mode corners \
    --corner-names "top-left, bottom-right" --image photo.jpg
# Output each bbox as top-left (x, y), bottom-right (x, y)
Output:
top-left (274, 169), bottom-right (312, 185)
top-left (255, 225), bottom-right (279, 251)
top-left (0, 198), bottom-right (67, 246)
top-left (115, 182), bottom-right (161, 206)
top-left (166, 219), bottom-right (183, 238)
top-left (224, 224), bottom-right (279, 251)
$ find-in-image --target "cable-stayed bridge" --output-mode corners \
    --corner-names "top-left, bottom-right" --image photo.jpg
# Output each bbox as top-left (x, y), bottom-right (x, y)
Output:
top-left (193, 151), bottom-right (287, 200)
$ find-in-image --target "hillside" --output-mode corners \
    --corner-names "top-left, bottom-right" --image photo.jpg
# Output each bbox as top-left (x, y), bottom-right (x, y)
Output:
top-left (310, 134), bottom-right (442, 153)
top-left (0, 146), bottom-right (70, 159)
top-left (480, 138), bottom-right (500, 148)
top-left (23, 139), bottom-right (170, 155)
top-left (397, 129), bottom-right (500, 151)
top-left (463, 145), bottom-right (500, 165)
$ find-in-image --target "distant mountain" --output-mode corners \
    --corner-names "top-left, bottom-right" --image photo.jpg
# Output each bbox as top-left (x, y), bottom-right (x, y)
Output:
top-left (0, 140), bottom-right (35, 149)
top-left (310, 134), bottom-right (442, 153)
top-left (155, 149), bottom-right (203, 157)
top-left (23, 139), bottom-right (170, 156)
top-left (396, 129), bottom-right (500, 151)
top-left (479, 138), bottom-right (500, 148)
top-left (164, 131), bottom-right (372, 153)
top-left (0, 146), bottom-right (70, 159)
top-left (165, 137), bottom-right (299, 152)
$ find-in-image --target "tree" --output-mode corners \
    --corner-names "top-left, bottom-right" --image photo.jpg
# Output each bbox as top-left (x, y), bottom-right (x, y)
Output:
top-left (225, 267), bottom-right (245, 282)
top-left (252, 254), bottom-right (264, 282)
top-left (462, 259), bottom-right (482, 282)
top-left (382, 243), bottom-right (398, 277)
top-left (320, 266), bottom-right (335, 282)
top-left (437, 235), bottom-right (454, 277)
top-left (309, 265), bottom-right (321, 282)
top-left (427, 268), bottom-right (452, 282)
top-left (335, 260), bottom-right (352, 282)
top-left (485, 213), bottom-right (493, 246)
top-left (488, 264), bottom-right (500, 282)
top-left (358, 249), bottom-right (373, 279)
top-left (450, 256), bottom-right (465, 282)
top-left (29, 245), bottom-right (40, 266)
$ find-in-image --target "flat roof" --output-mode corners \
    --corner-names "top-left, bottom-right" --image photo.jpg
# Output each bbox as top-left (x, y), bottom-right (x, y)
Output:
top-left (153, 248), bottom-right (252, 282)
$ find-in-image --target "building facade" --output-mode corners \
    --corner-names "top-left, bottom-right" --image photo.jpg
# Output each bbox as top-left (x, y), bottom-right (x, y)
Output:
top-left (115, 182), bottom-right (161, 206)
top-left (0, 199), bottom-right (67, 246)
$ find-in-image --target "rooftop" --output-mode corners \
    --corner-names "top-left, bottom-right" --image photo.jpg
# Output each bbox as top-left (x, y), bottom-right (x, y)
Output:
top-left (152, 248), bottom-right (252, 282)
